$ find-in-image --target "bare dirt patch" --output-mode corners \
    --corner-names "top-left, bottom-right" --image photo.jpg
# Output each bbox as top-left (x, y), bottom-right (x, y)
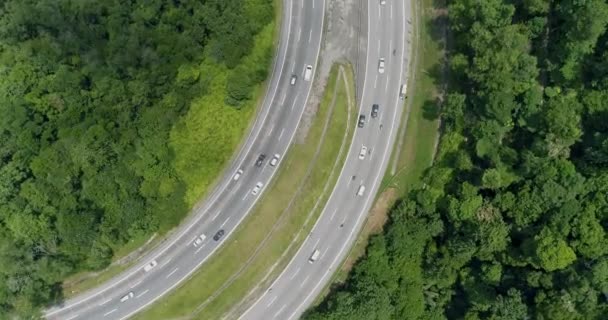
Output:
top-left (296, 0), bottom-right (365, 143)
top-left (340, 187), bottom-right (398, 273)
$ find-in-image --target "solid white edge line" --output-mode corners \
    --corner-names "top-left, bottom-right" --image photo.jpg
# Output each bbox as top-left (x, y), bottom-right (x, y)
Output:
top-left (285, 1), bottom-right (409, 317)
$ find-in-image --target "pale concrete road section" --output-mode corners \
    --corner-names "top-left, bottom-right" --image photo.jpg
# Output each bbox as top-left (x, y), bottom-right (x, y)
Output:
top-left (239, 0), bottom-right (412, 319)
top-left (44, 0), bottom-right (325, 319)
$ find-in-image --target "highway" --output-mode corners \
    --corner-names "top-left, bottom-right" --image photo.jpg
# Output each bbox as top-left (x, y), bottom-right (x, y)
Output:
top-left (44, 0), bottom-right (325, 319)
top-left (239, 0), bottom-right (412, 319)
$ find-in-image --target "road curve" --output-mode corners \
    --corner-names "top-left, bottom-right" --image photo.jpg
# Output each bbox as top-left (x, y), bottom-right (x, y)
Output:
top-left (44, 1), bottom-right (325, 319)
top-left (239, 0), bottom-right (412, 319)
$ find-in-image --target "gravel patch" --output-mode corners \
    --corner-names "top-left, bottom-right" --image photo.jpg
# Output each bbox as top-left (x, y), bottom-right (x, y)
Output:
top-left (295, 0), bottom-right (366, 144)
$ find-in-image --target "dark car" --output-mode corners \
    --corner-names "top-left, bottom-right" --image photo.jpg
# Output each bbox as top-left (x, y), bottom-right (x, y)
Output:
top-left (213, 229), bottom-right (225, 241)
top-left (371, 104), bottom-right (379, 118)
top-left (358, 115), bottom-right (366, 128)
top-left (255, 154), bottom-right (266, 167)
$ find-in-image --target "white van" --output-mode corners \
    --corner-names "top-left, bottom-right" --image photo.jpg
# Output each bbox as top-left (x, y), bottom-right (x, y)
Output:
top-left (304, 65), bottom-right (313, 81)
top-left (399, 84), bottom-right (407, 99)
top-left (309, 249), bottom-right (320, 264)
top-left (357, 185), bottom-right (366, 196)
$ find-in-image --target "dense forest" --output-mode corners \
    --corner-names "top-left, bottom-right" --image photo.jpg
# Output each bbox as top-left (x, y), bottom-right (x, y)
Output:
top-left (305, 0), bottom-right (608, 319)
top-left (0, 0), bottom-right (273, 317)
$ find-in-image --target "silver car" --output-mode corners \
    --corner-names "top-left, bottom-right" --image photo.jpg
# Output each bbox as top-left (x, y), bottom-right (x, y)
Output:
top-left (359, 145), bottom-right (368, 160)
top-left (143, 260), bottom-right (157, 272)
top-left (193, 234), bottom-right (206, 247)
top-left (120, 292), bottom-right (134, 302)
top-left (270, 153), bottom-right (281, 166)
top-left (233, 169), bottom-right (244, 181)
top-left (252, 182), bottom-right (264, 195)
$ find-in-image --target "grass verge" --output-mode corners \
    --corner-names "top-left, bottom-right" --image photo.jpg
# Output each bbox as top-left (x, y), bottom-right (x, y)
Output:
top-left (384, 0), bottom-right (444, 196)
top-left (312, 0), bottom-right (444, 304)
top-left (60, 234), bottom-right (160, 299)
top-left (133, 63), bottom-right (356, 320)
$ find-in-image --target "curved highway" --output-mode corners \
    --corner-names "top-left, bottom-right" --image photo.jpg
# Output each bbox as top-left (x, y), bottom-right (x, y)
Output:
top-left (45, 0), bottom-right (325, 319)
top-left (239, 0), bottom-right (411, 319)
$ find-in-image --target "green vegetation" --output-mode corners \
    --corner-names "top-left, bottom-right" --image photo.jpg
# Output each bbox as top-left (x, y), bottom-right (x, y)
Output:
top-left (61, 233), bottom-right (159, 298)
top-left (320, 0), bottom-right (444, 299)
top-left (133, 64), bottom-right (356, 319)
top-left (0, 0), bottom-right (274, 317)
top-left (305, 0), bottom-right (608, 319)
top-left (387, 0), bottom-right (441, 196)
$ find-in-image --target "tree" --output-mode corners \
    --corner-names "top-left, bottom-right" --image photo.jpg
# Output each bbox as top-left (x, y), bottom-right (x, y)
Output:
top-left (0, 0), bottom-right (275, 315)
top-left (533, 228), bottom-right (577, 272)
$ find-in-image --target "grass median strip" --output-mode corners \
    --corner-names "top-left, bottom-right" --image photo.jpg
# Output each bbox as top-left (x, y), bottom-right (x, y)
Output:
top-left (133, 63), bottom-right (356, 320)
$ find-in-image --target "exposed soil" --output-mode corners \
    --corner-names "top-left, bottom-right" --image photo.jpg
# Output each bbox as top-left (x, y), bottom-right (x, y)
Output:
top-left (340, 187), bottom-right (398, 273)
top-left (296, 0), bottom-right (365, 144)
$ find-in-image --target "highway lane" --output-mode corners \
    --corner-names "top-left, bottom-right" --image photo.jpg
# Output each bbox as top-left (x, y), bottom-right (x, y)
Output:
top-left (45, 0), bottom-right (325, 319)
top-left (239, 0), bottom-right (412, 319)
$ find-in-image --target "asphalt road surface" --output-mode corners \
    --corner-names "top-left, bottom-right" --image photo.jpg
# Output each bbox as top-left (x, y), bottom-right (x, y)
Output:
top-left (239, 0), bottom-right (412, 319)
top-left (44, 0), bottom-right (325, 319)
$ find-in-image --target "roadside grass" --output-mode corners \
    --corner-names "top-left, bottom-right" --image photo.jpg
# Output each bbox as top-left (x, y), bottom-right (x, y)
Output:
top-left (133, 63), bottom-right (356, 320)
top-left (60, 1), bottom-right (282, 299)
top-left (312, 0), bottom-right (444, 304)
top-left (61, 234), bottom-right (160, 298)
top-left (384, 0), bottom-right (443, 197)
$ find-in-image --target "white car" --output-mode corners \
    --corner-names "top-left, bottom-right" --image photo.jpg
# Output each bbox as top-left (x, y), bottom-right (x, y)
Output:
top-left (399, 83), bottom-right (407, 99)
top-left (270, 153), bottom-right (281, 166)
top-left (233, 169), bottom-right (244, 181)
top-left (308, 249), bottom-right (320, 264)
top-left (120, 292), bottom-right (134, 302)
top-left (357, 185), bottom-right (366, 196)
top-left (304, 65), bottom-right (313, 81)
top-left (290, 75), bottom-right (297, 85)
top-left (380, 0), bottom-right (386, 4)
top-left (359, 145), bottom-right (368, 160)
top-left (193, 234), bottom-right (206, 247)
top-left (143, 260), bottom-right (157, 272)
top-left (378, 58), bottom-right (385, 74)
top-left (252, 182), bottom-right (264, 195)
